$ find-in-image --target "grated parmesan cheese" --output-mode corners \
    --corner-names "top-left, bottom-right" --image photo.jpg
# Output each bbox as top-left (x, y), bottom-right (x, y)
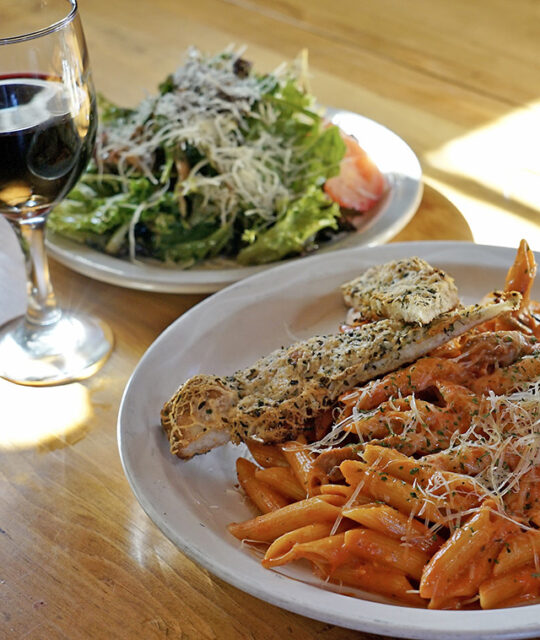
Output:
top-left (417, 380), bottom-right (540, 528)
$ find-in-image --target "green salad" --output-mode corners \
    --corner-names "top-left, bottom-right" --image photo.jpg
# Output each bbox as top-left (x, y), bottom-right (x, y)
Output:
top-left (49, 48), bottom-right (348, 267)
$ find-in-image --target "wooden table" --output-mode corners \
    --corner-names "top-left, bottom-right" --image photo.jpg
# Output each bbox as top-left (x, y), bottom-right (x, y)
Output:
top-left (1, 1), bottom-right (539, 638)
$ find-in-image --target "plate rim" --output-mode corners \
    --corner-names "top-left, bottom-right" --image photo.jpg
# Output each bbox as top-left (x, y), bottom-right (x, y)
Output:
top-left (117, 240), bottom-right (540, 639)
top-left (46, 109), bottom-right (423, 294)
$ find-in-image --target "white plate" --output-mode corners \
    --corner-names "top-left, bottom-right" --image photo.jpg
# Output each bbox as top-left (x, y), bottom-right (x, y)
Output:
top-left (118, 241), bottom-right (540, 639)
top-left (47, 110), bottom-right (422, 293)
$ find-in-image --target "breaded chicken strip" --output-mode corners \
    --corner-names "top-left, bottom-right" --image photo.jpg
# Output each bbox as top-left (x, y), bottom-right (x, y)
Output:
top-left (162, 293), bottom-right (520, 459)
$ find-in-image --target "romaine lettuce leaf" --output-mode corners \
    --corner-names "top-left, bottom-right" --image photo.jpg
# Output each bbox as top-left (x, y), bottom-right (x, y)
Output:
top-left (237, 186), bottom-right (341, 265)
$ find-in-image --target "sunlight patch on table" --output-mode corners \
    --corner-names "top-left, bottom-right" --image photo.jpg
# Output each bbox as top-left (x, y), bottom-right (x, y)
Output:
top-left (0, 379), bottom-right (92, 450)
top-left (425, 176), bottom-right (540, 249)
top-left (425, 100), bottom-right (540, 224)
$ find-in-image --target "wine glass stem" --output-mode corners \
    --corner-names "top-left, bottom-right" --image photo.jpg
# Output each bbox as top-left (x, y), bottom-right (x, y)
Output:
top-left (13, 217), bottom-right (62, 327)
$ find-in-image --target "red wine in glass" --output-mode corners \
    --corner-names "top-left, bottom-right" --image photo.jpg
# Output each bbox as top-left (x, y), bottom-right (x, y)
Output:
top-left (0, 74), bottom-right (96, 221)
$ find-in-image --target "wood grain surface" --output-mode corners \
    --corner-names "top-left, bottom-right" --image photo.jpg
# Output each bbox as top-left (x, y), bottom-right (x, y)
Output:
top-left (0, 1), bottom-right (539, 638)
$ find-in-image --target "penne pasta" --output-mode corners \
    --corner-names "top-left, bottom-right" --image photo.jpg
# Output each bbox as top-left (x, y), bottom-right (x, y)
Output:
top-left (427, 537), bottom-right (509, 608)
top-left (343, 527), bottom-right (429, 580)
top-left (236, 457), bottom-right (289, 514)
top-left (246, 440), bottom-right (289, 468)
top-left (479, 565), bottom-right (540, 609)
top-left (318, 484), bottom-right (373, 505)
top-left (343, 503), bottom-right (443, 555)
top-left (280, 440), bottom-right (320, 496)
top-left (362, 444), bottom-right (483, 511)
top-left (420, 504), bottom-right (517, 601)
top-left (325, 562), bottom-right (425, 607)
top-left (278, 532), bottom-right (351, 572)
top-left (227, 495), bottom-right (344, 543)
top-left (362, 444), bottom-right (431, 478)
top-left (255, 466), bottom-right (306, 502)
top-left (340, 459), bottom-right (451, 524)
top-left (420, 506), bottom-right (493, 599)
top-left (503, 466), bottom-right (540, 524)
top-left (493, 530), bottom-right (540, 577)
top-left (470, 355), bottom-right (540, 397)
top-left (486, 593), bottom-right (540, 609)
top-left (262, 522), bottom-right (339, 567)
top-left (362, 444), bottom-right (475, 492)
top-left (318, 483), bottom-right (355, 498)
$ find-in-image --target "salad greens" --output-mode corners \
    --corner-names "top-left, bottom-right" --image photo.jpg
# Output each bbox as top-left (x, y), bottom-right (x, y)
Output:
top-left (49, 48), bottom-right (348, 267)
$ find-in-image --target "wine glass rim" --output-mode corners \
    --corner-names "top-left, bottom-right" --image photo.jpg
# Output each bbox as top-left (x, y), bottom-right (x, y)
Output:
top-left (0, 0), bottom-right (78, 46)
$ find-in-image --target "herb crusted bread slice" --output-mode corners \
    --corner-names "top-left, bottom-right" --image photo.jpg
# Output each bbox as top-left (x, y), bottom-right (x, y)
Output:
top-left (341, 257), bottom-right (460, 325)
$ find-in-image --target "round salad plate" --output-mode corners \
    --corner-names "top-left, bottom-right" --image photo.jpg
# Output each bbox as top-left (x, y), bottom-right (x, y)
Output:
top-left (118, 241), bottom-right (540, 640)
top-left (47, 109), bottom-right (423, 294)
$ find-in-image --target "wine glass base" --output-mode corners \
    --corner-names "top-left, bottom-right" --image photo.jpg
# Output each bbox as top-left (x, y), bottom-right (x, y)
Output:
top-left (0, 312), bottom-right (114, 386)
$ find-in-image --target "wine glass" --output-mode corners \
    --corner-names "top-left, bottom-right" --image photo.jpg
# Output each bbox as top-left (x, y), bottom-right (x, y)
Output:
top-left (0, 0), bottom-right (113, 386)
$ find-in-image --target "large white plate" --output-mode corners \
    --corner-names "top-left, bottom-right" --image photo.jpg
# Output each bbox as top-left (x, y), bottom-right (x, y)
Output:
top-left (47, 110), bottom-right (422, 293)
top-left (118, 241), bottom-right (540, 639)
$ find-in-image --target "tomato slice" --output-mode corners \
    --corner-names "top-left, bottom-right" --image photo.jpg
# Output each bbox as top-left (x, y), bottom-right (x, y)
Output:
top-left (324, 131), bottom-right (386, 212)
